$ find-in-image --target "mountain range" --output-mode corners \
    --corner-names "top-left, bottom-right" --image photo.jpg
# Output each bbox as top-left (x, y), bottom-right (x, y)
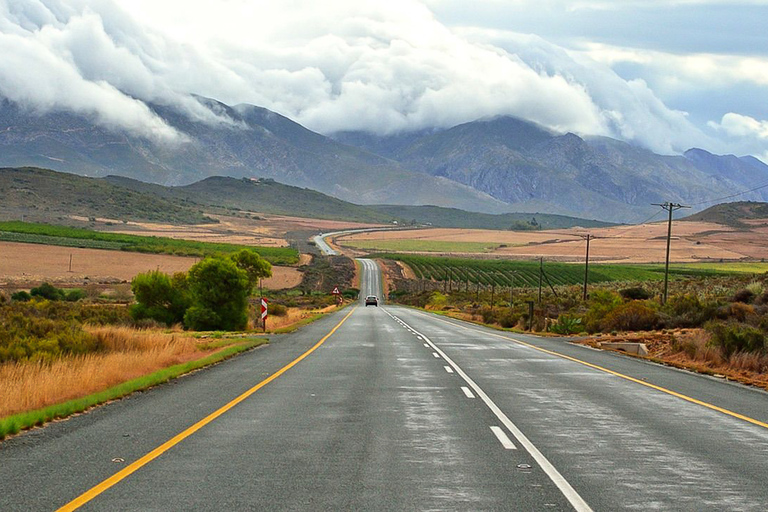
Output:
top-left (2, 95), bottom-right (768, 223)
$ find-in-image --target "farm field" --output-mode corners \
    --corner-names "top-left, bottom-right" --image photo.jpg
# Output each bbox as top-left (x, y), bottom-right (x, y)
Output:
top-left (381, 253), bottom-right (737, 289)
top-left (96, 213), bottom-right (385, 246)
top-left (339, 220), bottom-right (768, 263)
top-left (0, 221), bottom-right (298, 265)
top-left (0, 242), bottom-right (302, 290)
top-left (341, 239), bottom-right (503, 253)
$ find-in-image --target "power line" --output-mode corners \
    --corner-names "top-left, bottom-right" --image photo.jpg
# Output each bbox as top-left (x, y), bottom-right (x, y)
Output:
top-left (689, 179), bottom-right (768, 207)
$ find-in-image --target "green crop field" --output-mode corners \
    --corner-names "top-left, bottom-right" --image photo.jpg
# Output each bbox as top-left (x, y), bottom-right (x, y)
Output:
top-left (378, 253), bottom-right (740, 288)
top-left (0, 222), bottom-right (298, 265)
top-left (343, 239), bottom-right (503, 253)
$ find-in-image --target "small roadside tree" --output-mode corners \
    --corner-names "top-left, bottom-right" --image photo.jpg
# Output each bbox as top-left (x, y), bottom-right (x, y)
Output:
top-left (130, 270), bottom-right (191, 326)
top-left (184, 257), bottom-right (250, 331)
top-left (229, 249), bottom-right (272, 293)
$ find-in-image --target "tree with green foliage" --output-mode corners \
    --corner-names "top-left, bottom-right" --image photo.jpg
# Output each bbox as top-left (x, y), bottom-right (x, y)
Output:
top-left (130, 270), bottom-right (191, 326)
top-left (184, 258), bottom-right (250, 331)
top-left (229, 249), bottom-right (272, 293)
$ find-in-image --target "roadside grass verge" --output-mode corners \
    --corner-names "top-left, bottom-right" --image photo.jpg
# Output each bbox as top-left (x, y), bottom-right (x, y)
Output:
top-left (0, 221), bottom-right (297, 265)
top-left (0, 332), bottom-right (264, 440)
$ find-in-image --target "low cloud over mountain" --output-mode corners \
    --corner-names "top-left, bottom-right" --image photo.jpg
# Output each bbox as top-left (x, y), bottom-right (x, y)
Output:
top-left (0, 0), bottom-right (743, 158)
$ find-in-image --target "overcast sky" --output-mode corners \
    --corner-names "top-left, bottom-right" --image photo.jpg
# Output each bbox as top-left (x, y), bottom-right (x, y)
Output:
top-left (1, 0), bottom-right (767, 161)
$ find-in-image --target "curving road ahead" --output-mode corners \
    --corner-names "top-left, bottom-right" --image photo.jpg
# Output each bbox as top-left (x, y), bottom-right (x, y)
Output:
top-left (2, 259), bottom-right (768, 511)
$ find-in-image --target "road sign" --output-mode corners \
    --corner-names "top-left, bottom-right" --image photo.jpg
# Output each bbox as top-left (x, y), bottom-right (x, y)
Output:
top-left (260, 298), bottom-right (268, 320)
top-left (331, 286), bottom-right (341, 295)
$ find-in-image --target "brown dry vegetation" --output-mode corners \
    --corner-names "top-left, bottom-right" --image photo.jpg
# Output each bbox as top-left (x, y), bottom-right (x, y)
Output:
top-left (578, 329), bottom-right (768, 391)
top-left (260, 305), bottom-right (339, 331)
top-left (0, 326), bottom-right (207, 418)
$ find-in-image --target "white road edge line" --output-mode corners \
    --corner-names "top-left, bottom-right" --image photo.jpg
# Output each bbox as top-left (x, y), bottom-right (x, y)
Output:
top-left (384, 310), bottom-right (593, 512)
top-left (461, 386), bottom-right (475, 398)
top-left (490, 426), bottom-right (516, 449)
top-left (444, 366), bottom-right (454, 374)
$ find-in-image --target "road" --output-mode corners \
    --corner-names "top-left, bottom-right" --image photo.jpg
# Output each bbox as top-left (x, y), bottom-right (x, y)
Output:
top-left (3, 259), bottom-right (768, 510)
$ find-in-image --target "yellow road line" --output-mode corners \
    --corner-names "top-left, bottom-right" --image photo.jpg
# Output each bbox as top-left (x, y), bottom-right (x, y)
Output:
top-left (58, 307), bottom-right (357, 512)
top-left (415, 311), bottom-right (768, 431)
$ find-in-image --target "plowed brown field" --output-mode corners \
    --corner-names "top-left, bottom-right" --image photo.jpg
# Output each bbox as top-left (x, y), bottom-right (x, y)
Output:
top-left (338, 220), bottom-right (768, 263)
top-left (0, 242), bottom-right (302, 290)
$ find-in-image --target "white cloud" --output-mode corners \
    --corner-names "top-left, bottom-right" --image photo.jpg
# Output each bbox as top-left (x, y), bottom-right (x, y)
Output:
top-left (0, 0), bottom-right (757, 158)
top-left (709, 113), bottom-right (768, 139)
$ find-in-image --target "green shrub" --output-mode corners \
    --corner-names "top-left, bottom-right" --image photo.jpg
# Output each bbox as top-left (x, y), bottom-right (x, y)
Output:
top-left (745, 281), bottom-right (764, 297)
top-left (584, 290), bottom-right (623, 332)
top-left (497, 310), bottom-right (519, 328)
top-left (30, 282), bottom-right (65, 301)
top-left (428, 292), bottom-right (448, 310)
top-left (604, 301), bottom-right (658, 332)
top-left (551, 315), bottom-right (583, 335)
top-left (619, 287), bottom-right (651, 300)
top-left (660, 294), bottom-right (720, 328)
top-left (270, 303), bottom-right (288, 317)
top-left (65, 289), bottom-right (86, 302)
top-left (130, 271), bottom-right (191, 326)
top-left (11, 291), bottom-right (32, 302)
top-left (706, 321), bottom-right (765, 356)
top-left (342, 288), bottom-right (359, 299)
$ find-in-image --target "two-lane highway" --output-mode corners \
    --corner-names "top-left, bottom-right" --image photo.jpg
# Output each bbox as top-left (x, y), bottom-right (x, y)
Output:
top-left (2, 258), bottom-right (768, 510)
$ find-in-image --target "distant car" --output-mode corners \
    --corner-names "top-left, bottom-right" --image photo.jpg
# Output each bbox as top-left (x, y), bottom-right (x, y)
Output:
top-left (365, 295), bottom-right (378, 307)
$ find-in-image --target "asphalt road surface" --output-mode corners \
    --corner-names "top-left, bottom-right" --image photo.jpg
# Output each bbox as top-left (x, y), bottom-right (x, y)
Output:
top-left (2, 259), bottom-right (768, 511)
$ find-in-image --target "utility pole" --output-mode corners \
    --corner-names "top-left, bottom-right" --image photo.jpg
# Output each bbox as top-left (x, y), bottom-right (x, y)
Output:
top-left (652, 202), bottom-right (690, 304)
top-left (538, 257), bottom-right (543, 304)
top-left (581, 234), bottom-right (591, 301)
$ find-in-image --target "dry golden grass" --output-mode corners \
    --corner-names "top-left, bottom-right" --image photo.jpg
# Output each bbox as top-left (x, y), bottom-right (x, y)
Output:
top-left (0, 326), bottom-right (204, 418)
top-left (255, 305), bottom-right (338, 331)
top-left (580, 328), bottom-right (768, 390)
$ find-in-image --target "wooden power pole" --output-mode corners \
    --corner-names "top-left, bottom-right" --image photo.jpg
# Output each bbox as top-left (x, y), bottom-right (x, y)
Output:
top-left (652, 202), bottom-right (690, 304)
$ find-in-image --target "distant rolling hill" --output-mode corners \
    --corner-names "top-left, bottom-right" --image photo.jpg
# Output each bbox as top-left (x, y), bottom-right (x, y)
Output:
top-left (0, 167), bottom-right (213, 225)
top-left (106, 175), bottom-right (612, 229)
top-left (368, 205), bottom-right (614, 230)
top-left (1, 167), bottom-right (613, 230)
top-left (682, 201), bottom-right (768, 228)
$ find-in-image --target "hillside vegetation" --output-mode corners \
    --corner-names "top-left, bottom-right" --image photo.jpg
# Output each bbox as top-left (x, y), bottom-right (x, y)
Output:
top-left (683, 201), bottom-right (768, 228)
top-left (0, 167), bottom-right (213, 225)
top-left (369, 205), bottom-right (614, 229)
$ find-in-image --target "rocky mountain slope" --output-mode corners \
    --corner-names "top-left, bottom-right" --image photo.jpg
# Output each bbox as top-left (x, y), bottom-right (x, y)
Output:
top-left (334, 117), bottom-right (768, 222)
top-left (4, 94), bottom-right (768, 223)
top-left (0, 98), bottom-right (511, 215)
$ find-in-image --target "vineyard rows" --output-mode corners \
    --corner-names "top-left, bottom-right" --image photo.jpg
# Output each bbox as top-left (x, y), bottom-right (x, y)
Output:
top-left (381, 253), bottom-right (729, 288)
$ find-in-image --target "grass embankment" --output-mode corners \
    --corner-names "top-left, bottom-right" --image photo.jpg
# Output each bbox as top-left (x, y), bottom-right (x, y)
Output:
top-left (0, 221), bottom-right (298, 265)
top-left (0, 326), bottom-right (264, 439)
